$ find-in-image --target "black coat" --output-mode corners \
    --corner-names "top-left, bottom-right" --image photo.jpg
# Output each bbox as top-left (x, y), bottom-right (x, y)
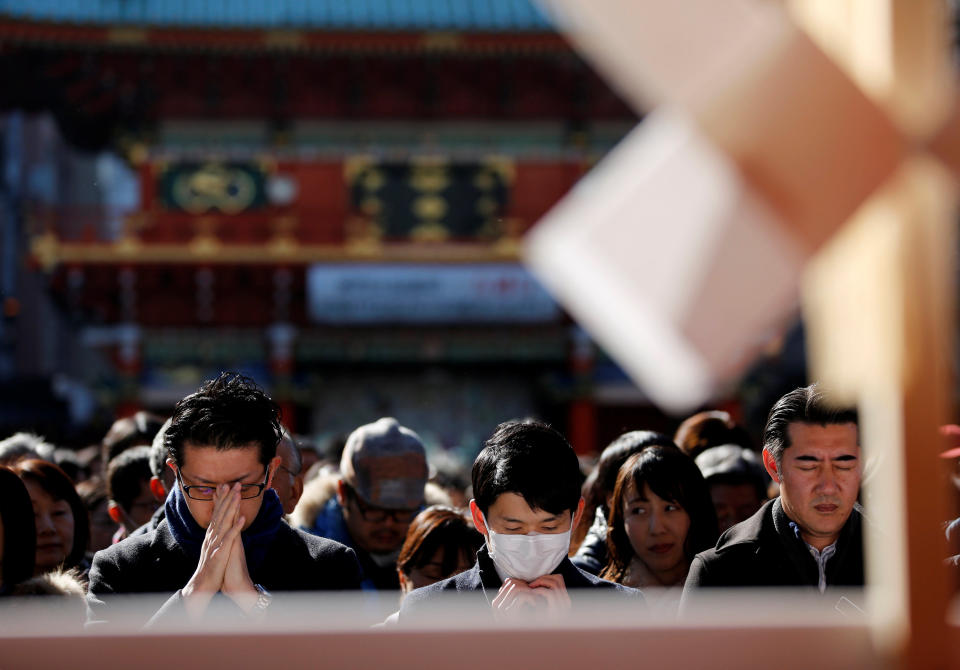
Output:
top-left (398, 545), bottom-right (642, 622)
top-left (87, 518), bottom-right (362, 627)
top-left (682, 498), bottom-right (864, 594)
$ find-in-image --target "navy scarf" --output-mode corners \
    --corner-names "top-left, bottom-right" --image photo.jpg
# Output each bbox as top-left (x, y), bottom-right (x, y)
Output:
top-left (165, 484), bottom-right (284, 574)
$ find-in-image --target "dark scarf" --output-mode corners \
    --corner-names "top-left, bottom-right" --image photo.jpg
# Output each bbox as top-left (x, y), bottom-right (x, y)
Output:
top-left (164, 484), bottom-right (284, 574)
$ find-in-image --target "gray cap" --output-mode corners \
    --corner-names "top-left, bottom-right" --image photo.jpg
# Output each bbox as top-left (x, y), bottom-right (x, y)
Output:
top-left (695, 444), bottom-right (768, 483)
top-left (340, 417), bottom-right (428, 509)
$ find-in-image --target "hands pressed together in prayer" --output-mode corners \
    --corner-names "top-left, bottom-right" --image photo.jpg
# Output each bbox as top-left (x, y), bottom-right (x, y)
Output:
top-left (491, 574), bottom-right (572, 622)
top-left (181, 483), bottom-right (261, 618)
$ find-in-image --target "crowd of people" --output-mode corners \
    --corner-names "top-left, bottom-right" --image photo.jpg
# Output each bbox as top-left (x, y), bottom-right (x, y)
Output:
top-left (0, 371), bottom-right (911, 627)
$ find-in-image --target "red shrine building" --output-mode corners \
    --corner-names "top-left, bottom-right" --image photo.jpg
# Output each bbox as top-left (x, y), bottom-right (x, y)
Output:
top-left (0, 1), bottom-right (654, 455)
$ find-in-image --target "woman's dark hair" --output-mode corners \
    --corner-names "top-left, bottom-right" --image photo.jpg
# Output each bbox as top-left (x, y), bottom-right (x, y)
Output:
top-left (602, 446), bottom-right (718, 584)
top-left (12, 459), bottom-right (89, 571)
top-left (573, 431), bottom-right (678, 553)
top-left (397, 505), bottom-right (483, 578)
top-left (164, 372), bottom-right (282, 468)
top-left (0, 466), bottom-right (36, 590)
top-left (586, 431), bottom-right (679, 515)
top-left (472, 419), bottom-right (581, 517)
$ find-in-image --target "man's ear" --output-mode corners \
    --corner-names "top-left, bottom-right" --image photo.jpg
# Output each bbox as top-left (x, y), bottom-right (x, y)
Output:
top-left (107, 502), bottom-right (123, 524)
top-left (469, 499), bottom-right (488, 537)
top-left (571, 496), bottom-right (586, 532)
top-left (762, 448), bottom-right (781, 483)
top-left (336, 479), bottom-right (347, 506)
top-left (265, 455), bottom-right (282, 488)
top-left (149, 476), bottom-right (167, 502)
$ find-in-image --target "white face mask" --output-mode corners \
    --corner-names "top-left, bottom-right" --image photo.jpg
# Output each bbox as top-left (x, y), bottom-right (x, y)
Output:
top-left (481, 513), bottom-right (572, 582)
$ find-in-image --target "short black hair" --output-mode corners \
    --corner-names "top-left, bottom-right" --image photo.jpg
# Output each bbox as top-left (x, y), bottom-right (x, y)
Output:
top-left (472, 419), bottom-right (581, 517)
top-left (164, 373), bottom-right (282, 468)
top-left (106, 446), bottom-right (152, 512)
top-left (763, 384), bottom-right (859, 467)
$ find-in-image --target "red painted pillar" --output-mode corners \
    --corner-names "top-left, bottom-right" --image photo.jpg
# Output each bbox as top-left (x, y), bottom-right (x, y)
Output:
top-left (568, 327), bottom-right (596, 455)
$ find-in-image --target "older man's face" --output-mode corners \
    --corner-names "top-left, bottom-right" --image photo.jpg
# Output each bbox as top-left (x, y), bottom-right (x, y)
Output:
top-left (764, 422), bottom-right (860, 551)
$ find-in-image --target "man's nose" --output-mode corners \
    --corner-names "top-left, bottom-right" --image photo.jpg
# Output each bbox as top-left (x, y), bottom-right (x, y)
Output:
top-left (817, 468), bottom-right (840, 493)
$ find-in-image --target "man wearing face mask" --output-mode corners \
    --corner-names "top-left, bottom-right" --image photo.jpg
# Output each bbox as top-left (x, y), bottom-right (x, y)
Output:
top-left (399, 419), bottom-right (640, 622)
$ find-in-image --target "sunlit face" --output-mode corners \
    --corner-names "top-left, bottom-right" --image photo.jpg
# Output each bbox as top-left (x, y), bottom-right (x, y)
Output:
top-left (399, 546), bottom-right (474, 594)
top-left (764, 422), bottom-right (860, 551)
top-left (25, 480), bottom-right (75, 574)
top-left (471, 492), bottom-right (583, 537)
top-left (170, 444), bottom-right (279, 531)
top-left (623, 482), bottom-right (691, 582)
top-left (709, 482), bottom-right (763, 533)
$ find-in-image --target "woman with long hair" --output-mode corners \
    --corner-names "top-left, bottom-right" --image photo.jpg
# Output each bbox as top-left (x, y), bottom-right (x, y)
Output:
top-left (572, 431), bottom-right (677, 574)
top-left (601, 446), bottom-right (717, 589)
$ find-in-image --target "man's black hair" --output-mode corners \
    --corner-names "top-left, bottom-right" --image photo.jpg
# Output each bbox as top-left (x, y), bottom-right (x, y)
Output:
top-left (763, 384), bottom-right (859, 468)
top-left (164, 372), bottom-right (282, 468)
top-left (472, 419), bottom-right (581, 517)
top-left (106, 446), bottom-right (152, 512)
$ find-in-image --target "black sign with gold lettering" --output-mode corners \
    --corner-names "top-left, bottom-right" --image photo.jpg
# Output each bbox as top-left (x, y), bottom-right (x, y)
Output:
top-left (159, 163), bottom-right (267, 214)
top-left (347, 160), bottom-right (511, 241)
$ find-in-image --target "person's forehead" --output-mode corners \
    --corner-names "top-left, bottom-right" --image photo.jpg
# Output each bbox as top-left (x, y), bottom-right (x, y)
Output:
top-left (489, 491), bottom-right (564, 521)
top-left (785, 422), bottom-right (859, 455)
top-left (24, 479), bottom-right (58, 503)
top-left (181, 443), bottom-right (263, 478)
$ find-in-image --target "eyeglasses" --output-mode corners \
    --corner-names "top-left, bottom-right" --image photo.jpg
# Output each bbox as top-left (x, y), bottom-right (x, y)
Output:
top-left (345, 485), bottom-right (421, 523)
top-left (176, 468), bottom-right (269, 501)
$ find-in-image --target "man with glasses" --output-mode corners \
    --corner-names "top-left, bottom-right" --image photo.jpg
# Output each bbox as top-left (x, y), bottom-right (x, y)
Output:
top-left (304, 417), bottom-right (428, 591)
top-left (86, 373), bottom-right (362, 627)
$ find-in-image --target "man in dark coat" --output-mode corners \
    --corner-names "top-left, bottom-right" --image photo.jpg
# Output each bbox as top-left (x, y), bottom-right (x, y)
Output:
top-left (399, 420), bottom-right (640, 623)
top-left (87, 373), bottom-right (362, 627)
top-left (682, 384), bottom-right (863, 598)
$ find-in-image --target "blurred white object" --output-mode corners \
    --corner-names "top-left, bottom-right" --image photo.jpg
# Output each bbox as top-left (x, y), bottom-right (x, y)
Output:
top-left (524, 111), bottom-right (806, 412)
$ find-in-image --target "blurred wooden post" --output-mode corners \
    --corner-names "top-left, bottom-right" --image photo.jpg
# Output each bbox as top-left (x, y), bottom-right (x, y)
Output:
top-left (795, 2), bottom-right (956, 667)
